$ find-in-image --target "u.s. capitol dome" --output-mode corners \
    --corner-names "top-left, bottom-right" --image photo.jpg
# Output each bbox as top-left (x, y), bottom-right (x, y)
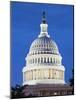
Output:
top-left (22, 12), bottom-right (65, 85)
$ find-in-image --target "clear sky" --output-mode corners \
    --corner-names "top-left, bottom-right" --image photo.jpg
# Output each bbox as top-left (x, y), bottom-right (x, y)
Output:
top-left (11, 1), bottom-right (74, 86)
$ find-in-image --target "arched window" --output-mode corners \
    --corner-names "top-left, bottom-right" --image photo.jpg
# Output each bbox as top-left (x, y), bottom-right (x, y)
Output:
top-left (50, 58), bottom-right (52, 63)
top-left (33, 59), bottom-right (34, 63)
top-left (38, 58), bottom-right (40, 63)
top-left (44, 57), bottom-right (46, 63)
top-left (52, 58), bottom-right (53, 64)
top-left (35, 58), bottom-right (37, 63)
top-left (47, 57), bottom-right (49, 63)
top-left (41, 57), bottom-right (43, 63)
top-left (53, 58), bottom-right (55, 64)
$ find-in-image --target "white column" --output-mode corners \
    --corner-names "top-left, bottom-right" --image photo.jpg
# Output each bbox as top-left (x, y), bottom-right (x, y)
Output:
top-left (33, 69), bottom-right (36, 80)
top-left (32, 70), bottom-right (34, 80)
top-left (31, 70), bottom-right (32, 80)
top-left (62, 71), bottom-right (64, 80)
top-left (26, 71), bottom-right (28, 81)
top-left (42, 69), bottom-right (44, 79)
top-left (29, 70), bottom-right (32, 80)
top-left (40, 69), bottom-right (43, 79)
top-left (32, 70), bottom-right (33, 80)
top-left (49, 69), bottom-right (51, 79)
top-left (52, 69), bottom-right (54, 79)
top-left (27, 71), bottom-right (29, 81)
top-left (38, 69), bottom-right (41, 79)
top-left (36, 69), bottom-right (38, 80)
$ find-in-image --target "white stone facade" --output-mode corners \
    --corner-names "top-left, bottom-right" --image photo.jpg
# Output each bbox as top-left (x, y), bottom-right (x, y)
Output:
top-left (22, 12), bottom-right (65, 85)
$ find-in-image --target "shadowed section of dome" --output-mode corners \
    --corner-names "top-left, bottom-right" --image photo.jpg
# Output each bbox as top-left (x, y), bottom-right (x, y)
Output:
top-left (29, 36), bottom-right (59, 55)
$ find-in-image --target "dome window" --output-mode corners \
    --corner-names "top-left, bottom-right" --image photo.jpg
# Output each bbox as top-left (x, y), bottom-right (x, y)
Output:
top-left (44, 57), bottom-right (46, 63)
top-left (50, 58), bottom-right (52, 63)
top-left (41, 57), bottom-right (43, 63)
top-left (47, 57), bottom-right (49, 63)
top-left (33, 59), bottom-right (34, 63)
top-left (38, 58), bottom-right (40, 63)
top-left (35, 58), bottom-right (37, 63)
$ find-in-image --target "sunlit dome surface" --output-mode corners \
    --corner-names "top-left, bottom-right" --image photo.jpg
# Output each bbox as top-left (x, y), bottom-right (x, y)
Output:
top-left (29, 36), bottom-right (59, 55)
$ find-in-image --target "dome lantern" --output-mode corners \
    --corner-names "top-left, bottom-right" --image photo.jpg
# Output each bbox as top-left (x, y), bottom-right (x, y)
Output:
top-left (38, 11), bottom-right (50, 38)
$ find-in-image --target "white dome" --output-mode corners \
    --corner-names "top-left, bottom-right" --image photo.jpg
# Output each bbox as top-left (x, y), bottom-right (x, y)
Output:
top-left (22, 12), bottom-right (65, 85)
top-left (29, 36), bottom-right (59, 55)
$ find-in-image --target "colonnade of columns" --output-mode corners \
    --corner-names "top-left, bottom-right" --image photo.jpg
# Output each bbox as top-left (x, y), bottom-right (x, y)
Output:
top-left (23, 69), bottom-right (64, 82)
top-left (27, 57), bottom-right (61, 65)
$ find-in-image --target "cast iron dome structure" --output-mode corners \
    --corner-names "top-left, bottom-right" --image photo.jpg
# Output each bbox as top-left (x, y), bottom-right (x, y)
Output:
top-left (22, 12), bottom-right (65, 85)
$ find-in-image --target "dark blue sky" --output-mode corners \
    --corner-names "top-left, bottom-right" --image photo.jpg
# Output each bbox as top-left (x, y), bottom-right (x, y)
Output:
top-left (11, 1), bottom-right (74, 86)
